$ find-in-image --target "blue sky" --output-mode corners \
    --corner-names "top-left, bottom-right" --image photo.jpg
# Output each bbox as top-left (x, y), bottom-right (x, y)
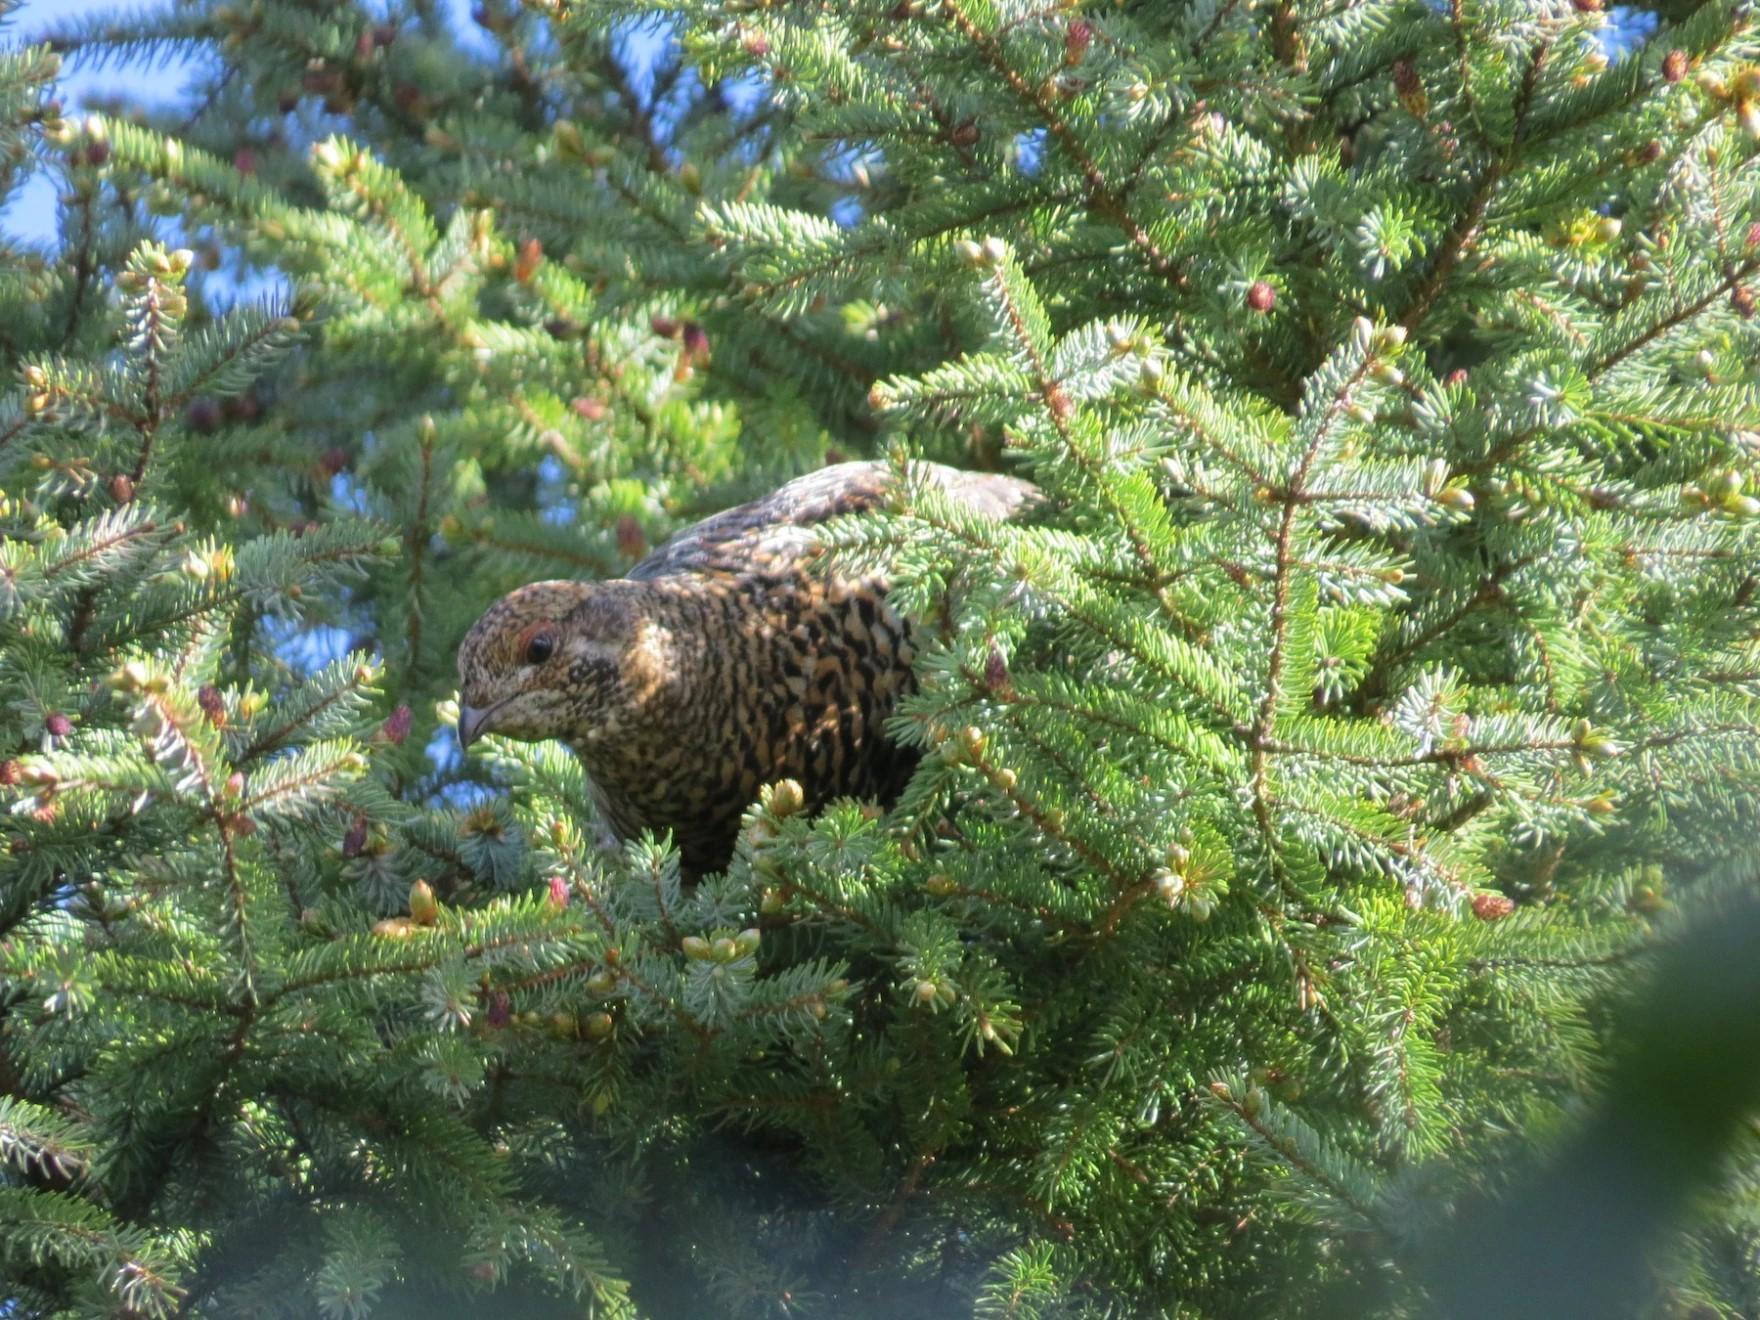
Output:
top-left (5, 0), bottom-right (501, 248)
top-left (4, 0), bottom-right (660, 249)
top-left (8, 0), bottom-right (206, 245)
top-left (6, 1), bottom-right (1656, 251)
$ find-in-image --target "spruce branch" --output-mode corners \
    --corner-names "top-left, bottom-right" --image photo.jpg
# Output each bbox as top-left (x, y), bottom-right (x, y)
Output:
top-left (401, 419), bottom-right (435, 682)
top-left (1589, 254), bottom-right (1760, 377)
top-left (215, 821), bottom-right (260, 1008)
top-left (1248, 323), bottom-right (1389, 888)
top-left (938, 1), bottom-right (1188, 295)
top-left (6, 1), bottom-right (1760, 1311)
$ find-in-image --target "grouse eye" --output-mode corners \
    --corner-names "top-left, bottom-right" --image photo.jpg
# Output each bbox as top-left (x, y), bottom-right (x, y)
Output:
top-left (525, 633), bottom-right (556, 665)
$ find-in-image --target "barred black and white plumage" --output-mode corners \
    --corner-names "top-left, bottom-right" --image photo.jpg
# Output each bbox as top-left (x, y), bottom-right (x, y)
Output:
top-left (456, 461), bottom-right (1036, 874)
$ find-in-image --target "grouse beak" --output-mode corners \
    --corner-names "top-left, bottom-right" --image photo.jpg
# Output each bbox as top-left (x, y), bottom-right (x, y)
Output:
top-left (457, 703), bottom-right (494, 750)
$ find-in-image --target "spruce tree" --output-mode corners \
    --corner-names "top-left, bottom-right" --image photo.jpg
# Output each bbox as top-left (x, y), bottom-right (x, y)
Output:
top-left (3, 0), bottom-right (1760, 1315)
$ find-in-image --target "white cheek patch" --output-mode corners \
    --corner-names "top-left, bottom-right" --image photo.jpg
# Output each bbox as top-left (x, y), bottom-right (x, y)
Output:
top-left (564, 638), bottom-right (624, 666)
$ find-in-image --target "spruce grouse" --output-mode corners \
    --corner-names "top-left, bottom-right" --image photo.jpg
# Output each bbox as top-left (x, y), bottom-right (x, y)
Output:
top-left (456, 461), bottom-right (1036, 874)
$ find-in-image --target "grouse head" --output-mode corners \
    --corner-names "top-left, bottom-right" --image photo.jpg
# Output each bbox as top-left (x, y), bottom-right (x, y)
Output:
top-left (455, 579), bottom-right (657, 751)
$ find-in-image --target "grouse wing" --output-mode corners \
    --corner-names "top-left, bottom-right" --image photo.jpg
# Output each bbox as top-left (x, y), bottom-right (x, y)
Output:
top-left (628, 460), bottom-right (1035, 580)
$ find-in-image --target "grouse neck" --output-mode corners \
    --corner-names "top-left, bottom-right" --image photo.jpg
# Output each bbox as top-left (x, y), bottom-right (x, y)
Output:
top-left (559, 575), bottom-right (746, 851)
top-left (591, 575), bottom-right (728, 744)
